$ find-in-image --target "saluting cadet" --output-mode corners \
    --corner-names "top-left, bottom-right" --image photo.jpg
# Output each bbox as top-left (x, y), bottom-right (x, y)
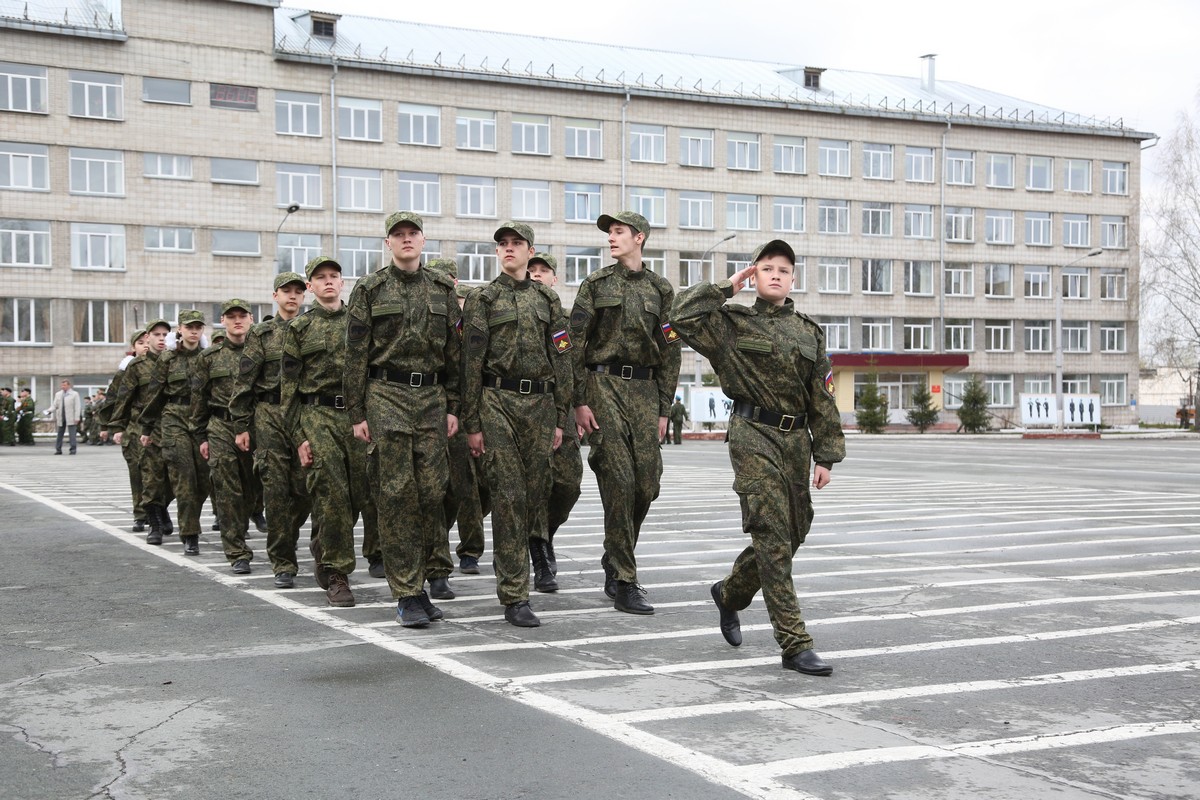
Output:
top-left (670, 240), bottom-right (845, 677)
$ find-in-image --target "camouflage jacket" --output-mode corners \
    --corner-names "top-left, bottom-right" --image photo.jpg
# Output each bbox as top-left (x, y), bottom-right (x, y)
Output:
top-left (138, 344), bottom-right (204, 438)
top-left (229, 316), bottom-right (293, 435)
top-left (108, 351), bottom-right (158, 433)
top-left (194, 337), bottom-right (247, 443)
top-left (281, 301), bottom-right (349, 442)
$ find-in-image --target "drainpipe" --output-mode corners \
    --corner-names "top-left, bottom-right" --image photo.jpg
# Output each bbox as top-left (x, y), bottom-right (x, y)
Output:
top-left (620, 91), bottom-right (630, 202)
top-left (938, 119), bottom-right (950, 354)
top-left (330, 57), bottom-right (339, 252)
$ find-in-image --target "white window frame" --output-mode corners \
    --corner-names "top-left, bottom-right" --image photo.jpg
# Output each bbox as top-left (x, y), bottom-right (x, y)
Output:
top-left (986, 153), bottom-right (1014, 188)
top-left (73, 300), bottom-right (125, 344)
top-left (1025, 211), bottom-right (1052, 246)
top-left (565, 183), bottom-right (601, 223)
top-left (984, 263), bottom-right (1013, 298)
top-left (142, 77), bottom-right (190, 105)
top-left (679, 191), bottom-right (714, 230)
top-left (338, 235), bottom-right (383, 278)
top-left (565, 119), bottom-right (602, 159)
top-left (1100, 323), bottom-right (1126, 353)
top-left (276, 232), bottom-right (321, 274)
top-left (457, 242), bottom-right (498, 283)
top-left (456, 109), bottom-right (496, 151)
top-left (0, 142), bottom-right (49, 191)
top-left (862, 143), bottom-right (893, 180)
top-left (1027, 156), bottom-right (1054, 191)
top-left (143, 153), bottom-right (192, 180)
top-left (71, 223), bottom-right (125, 271)
top-left (903, 260), bottom-right (933, 296)
top-left (944, 263), bottom-right (974, 297)
top-left (984, 209), bottom-right (1014, 244)
top-left (398, 103), bottom-right (441, 147)
top-left (629, 187), bottom-right (666, 227)
top-left (69, 148), bottom-right (124, 196)
top-left (944, 207), bottom-right (974, 242)
top-left (0, 62), bottom-right (48, 114)
top-left (1064, 159), bottom-right (1092, 193)
top-left (773, 135), bottom-right (806, 174)
top-left (1062, 267), bottom-right (1089, 300)
top-left (1101, 216), bottom-right (1127, 249)
top-left (337, 167), bottom-right (382, 212)
top-left (1063, 214), bottom-right (1091, 248)
top-left (398, 172), bottom-right (441, 216)
top-left (512, 113), bottom-right (550, 156)
top-left (512, 179), bottom-right (551, 221)
top-left (1102, 161), bottom-right (1128, 196)
top-left (820, 317), bottom-right (850, 351)
top-left (862, 318), bottom-right (893, 351)
top-left (727, 132), bottom-right (760, 171)
top-left (1025, 375), bottom-right (1053, 395)
top-left (1100, 269), bottom-right (1127, 300)
top-left (862, 259), bottom-right (892, 294)
top-left (726, 194), bottom-right (760, 230)
top-left (275, 91), bottom-right (321, 137)
top-left (773, 197), bottom-right (805, 233)
top-left (69, 70), bottom-right (123, 120)
top-left (211, 229), bottom-right (260, 256)
top-left (817, 199), bottom-right (849, 235)
top-left (211, 158), bottom-right (258, 185)
top-left (0, 219), bottom-right (51, 267)
top-left (904, 320), bottom-right (934, 352)
top-left (945, 149), bottom-right (975, 185)
top-left (143, 226), bottom-right (194, 253)
top-left (985, 375), bottom-right (1014, 407)
top-left (818, 258), bottom-right (850, 294)
top-left (0, 297), bottom-right (51, 344)
top-left (565, 246), bottom-right (603, 285)
top-left (817, 140), bottom-right (850, 176)
top-left (1024, 265), bottom-right (1051, 299)
top-left (276, 163), bottom-right (322, 209)
top-left (629, 123), bottom-right (665, 163)
top-left (680, 128), bottom-right (713, 168)
top-left (985, 321), bottom-right (1013, 352)
top-left (456, 176), bottom-right (497, 218)
top-left (678, 254), bottom-right (712, 289)
top-left (862, 202), bottom-right (892, 236)
top-left (944, 320), bottom-right (973, 352)
top-left (1024, 321), bottom-right (1051, 352)
top-left (904, 204), bottom-right (934, 239)
top-left (338, 96), bottom-right (383, 142)
top-left (1062, 321), bottom-right (1090, 353)
top-left (1100, 375), bottom-right (1127, 406)
top-left (906, 146), bottom-right (935, 183)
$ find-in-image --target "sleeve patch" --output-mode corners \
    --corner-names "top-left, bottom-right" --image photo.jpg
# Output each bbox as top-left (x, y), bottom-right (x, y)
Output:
top-left (552, 329), bottom-right (572, 353)
top-left (469, 332), bottom-right (487, 354)
top-left (348, 320), bottom-right (369, 342)
top-left (824, 369), bottom-right (836, 397)
top-left (661, 321), bottom-right (681, 344)
top-left (455, 317), bottom-right (463, 335)
top-left (239, 356), bottom-right (257, 375)
top-left (570, 307), bottom-right (590, 328)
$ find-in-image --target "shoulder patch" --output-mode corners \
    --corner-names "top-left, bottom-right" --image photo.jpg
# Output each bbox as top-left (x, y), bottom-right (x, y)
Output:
top-left (660, 321), bottom-right (681, 344)
top-left (239, 356), bottom-right (257, 375)
top-left (570, 307), bottom-right (590, 328)
top-left (552, 329), bottom-right (572, 354)
top-left (824, 367), bottom-right (836, 398)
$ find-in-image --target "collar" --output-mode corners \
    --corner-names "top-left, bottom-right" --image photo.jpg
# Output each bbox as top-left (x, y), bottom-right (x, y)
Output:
top-left (313, 301), bottom-right (346, 319)
top-left (496, 272), bottom-right (532, 290)
top-left (615, 261), bottom-right (647, 280)
top-left (753, 297), bottom-right (794, 316)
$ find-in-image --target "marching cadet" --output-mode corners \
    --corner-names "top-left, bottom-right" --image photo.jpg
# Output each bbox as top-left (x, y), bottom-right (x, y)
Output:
top-left (568, 211), bottom-right (681, 615)
top-left (16, 388), bottom-right (35, 445)
top-left (670, 239), bottom-right (845, 677)
top-left (461, 223), bottom-right (570, 627)
top-left (0, 387), bottom-right (16, 446)
top-left (104, 327), bottom-right (150, 530)
top-left (344, 211), bottom-right (461, 628)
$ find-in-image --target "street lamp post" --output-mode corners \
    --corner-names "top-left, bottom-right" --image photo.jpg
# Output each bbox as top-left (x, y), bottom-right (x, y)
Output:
top-left (274, 204), bottom-right (301, 274)
top-left (692, 233), bottom-right (736, 389)
top-left (1054, 247), bottom-right (1103, 431)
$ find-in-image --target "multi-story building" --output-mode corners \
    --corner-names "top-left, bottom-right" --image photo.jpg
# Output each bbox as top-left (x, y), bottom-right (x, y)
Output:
top-left (0, 0), bottom-right (1150, 424)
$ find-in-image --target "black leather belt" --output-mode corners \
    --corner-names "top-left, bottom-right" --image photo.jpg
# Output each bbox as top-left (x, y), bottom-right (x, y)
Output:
top-left (208, 406), bottom-right (232, 421)
top-left (482, 373), bottom-right (553, 395)
top-left (167, 396), bottom-right (190, 405)
top-left (369, 367), bottom-right (444, 387)
top-left (731, 400), bottom-right (806, 432)
top-left (588, 363), bottom-right (656, 380)
top-left (257, 390), bottom-right (282, 405)
top-left (300, 393), bottom-right (346, 409)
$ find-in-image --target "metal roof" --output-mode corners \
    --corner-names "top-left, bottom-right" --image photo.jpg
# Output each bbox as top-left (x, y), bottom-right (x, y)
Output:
top-left (0, 0), bottom-right (122, 32)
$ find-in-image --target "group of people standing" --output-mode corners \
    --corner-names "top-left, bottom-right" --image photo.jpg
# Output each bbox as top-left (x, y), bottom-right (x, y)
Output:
top-left (0, 386), bottom-right (35, 446)
top-left (92, 207), bottom-right (844, 676)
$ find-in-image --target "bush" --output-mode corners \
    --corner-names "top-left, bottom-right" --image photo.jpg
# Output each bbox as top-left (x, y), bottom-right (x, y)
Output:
top-left (956, 375), bottom-right (991, 433)
top-left (855, 373), bottom-right (889, 434)
top-left (906, 382), bottom-right (940, 433)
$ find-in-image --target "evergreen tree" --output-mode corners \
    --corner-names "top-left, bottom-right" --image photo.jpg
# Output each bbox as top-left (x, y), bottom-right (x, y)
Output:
top-left (906, 381), bottom-right (940, 433)
top-left (956, 375), bottom-right (991, 433)
top-left (855, 373), bottom-right (889, 434)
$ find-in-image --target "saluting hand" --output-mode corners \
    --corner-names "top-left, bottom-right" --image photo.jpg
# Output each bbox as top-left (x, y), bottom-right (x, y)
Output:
top-left (728, 264), bottom-right (758, 294)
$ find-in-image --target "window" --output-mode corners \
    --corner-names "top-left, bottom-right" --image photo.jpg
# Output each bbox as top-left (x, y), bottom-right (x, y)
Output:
top-left (774, 135), bottom-right (806, 174)
top-left (1100, 374), bottom-right (1127, 406)
top-left (1102, 161), bottom-right (1128, 195)
top-left (73, 300), bottom-right (125, 344)
top-left (943, 376), bottom-right (967, 408)
top-left (144, 226), bottom-right (194, 253)
top-left (642, 250), bottom-right (666, 277)
top-left (629, 187), bottom-right (666, 227)
top-left (276, 233), bottom-right (320, 273)
top-left (944, 207), bottom-right (974, 242)
top-left (565, 246), bottom-right (603, 285)
top-left (985, 210), bottom-right (1014, 244)
top-left (1100, 268), bottom-right (1127, 300)
top-left (565, 119), bottom-right (602, 159)
top-left (679, 191), bottom-right (713, 229)
top-left (1065, 159), bottom-right (1092, 193)
top-left (862, 143), bottom-right (893, 180)
top-left (1062, 375), bottom-right (1091, 395)
top-left (818, 258), bottom-right (849, 293)
top-left (338, 235), bottom-right (383, 278)
top-left (0, 219), bottom-right (51, 267)
top-left (211, 157), bottom-right (258, 184)
top-left (773, 197), bottom-right (805, 233)
top-left (1024, 265), bottom-right (1051, 298)
top-left (1062, 321), bottom-right (1090, 353)
top-left (904, 204), bottom-right (934, 239)
top-left (456, 176), bottom-right (496, 218)
top-left (1025, 375), bottom-right (1052, 395)
top-left (276, 163), bottom-right (322, 208)
top-left (985, 320), bottom-right (1013, 352)
top-left (904, 319), bottom-right (933, 351)
top-left (727, 194), bottom-right (760, 230)
top-left (678, 128), bottom-right (713, 167)
top-left (1025, 211), bottom-right (1052, 246)
top-left (1063, 267), bottom-right (1089, 299)
top-left (0, 63), bottom-right (48, 113)
top-left (69, 148), bottom-right (124, 195)
top-left (1027, 156), bottom-right (1054, 191)
top-left (629, 124), bottom-right (665, 163)
top-left (944, 263), bottom-right (973, 296)
top-left (565, 183), bottom-right (601, 223)
top-left (337, 167), bottom-right (382, 212)
top-left (512, 179), bottom-right (550, 221)
top-left (791, 256), bottom-right (807, 292)
top-left (69, 70), bottom-right (122, 120)
top-left (862, 318), bottom-right (893, 351)
top-left (906, 146), bottom-right (934, 182)
top-left (820, 317), bottom-right (850, 351)
top-left (727, 132), bottom-right (760, 171)
top-left (398, 103), bottom-right (440, 146)
top-left (71, 223), bottom-right (125, 270)
top-left (678, 253), bottom-right (712, 288)
top-left (209, 83), bottom-right (257, 110)
top-left (817, 139), bottom-right (849, 176)
top-left (985, 375), bottom-right (1014, 407)
top-left (211, 229), bottom-right (260, 256)
top-left (817, 199), bottom-right (849, 234)
top-left (862, 202), bottom-right (892, 236)
top-left (1024, 320), bottom-right (1051, 352)
top-left (1101, 216), bottom-right (1127, 249)
top-left (0, 143), bottom-right (49, 191)
top-left (0, 297), bottom-right (50, 343)
top-left (945, 149), bottom-right (974, 185)
top-left (456, 109), bottom-right (496, 151)
top-left (904, 261), bottom-right (933, 295)
top-left (398, 172), bottom-right (441, 215)
top-left (512, 113), bottom-right (550, 155)
top-left (944, 320), bottom-right (973, 352)
top-left (984, 264), bottom-right (1013, 298)
top-left (986, 153), bottom-right (1014, 188)
top-left (862, 259), bottom-right (892, 294)
top-left (338, 97), bottom-right (382, 142)
top-left (1100, 323), bottom-right (1126, 353)
top-left (142, 77), bottom-right (190, 105)
top-left (143, 153), bottom-right (192, 180)
top-left (275, 91), bottom-right (321, 136)
top-left (1063, 214), bottom-right (1091, 248)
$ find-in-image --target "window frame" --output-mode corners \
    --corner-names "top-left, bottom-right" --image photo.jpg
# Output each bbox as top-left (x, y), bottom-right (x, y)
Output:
top-left (275, 90), bottom-right (322, 137)
top-left (68, 70), bottom-right (123, 120)
top-left (398, 103), bottom-right (441, 147)
top-left (817, 139), bottom-right (850, 177)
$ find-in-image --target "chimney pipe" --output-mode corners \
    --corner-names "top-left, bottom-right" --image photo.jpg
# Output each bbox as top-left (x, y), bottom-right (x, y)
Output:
top-left (920, 53), bottom-right (937, 93)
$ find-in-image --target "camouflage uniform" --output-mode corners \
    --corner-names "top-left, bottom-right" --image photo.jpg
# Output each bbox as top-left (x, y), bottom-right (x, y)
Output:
top-left (539, 277), bottom-right (581, 565)
top-left (668, 399), bottom-right (689, 445)
top-left (112, 346), bottom-right (174, 534)
top-left (461, 256), bottom-right (571, 608)
top-left (0, 391), bottom-right (16, 445)
top-left (670, 267), bottom-right (845, 659)
top-left (446, 427), bottom-right (490, 562)
top-left (15, 393), bottom-right (35, 445)
top-left (101, 346), bottom-right (146, 526)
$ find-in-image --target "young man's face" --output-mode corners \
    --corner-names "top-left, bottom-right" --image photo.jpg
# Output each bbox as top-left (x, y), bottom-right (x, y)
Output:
top-left (496, 234), bottom-right (533, 274)
top-left (527, 262), bottom-right (556, 287)
top-left (385, 223), bottom-right (424, 264)
top-left (133, 337), bottom-right (150, 357)
top-left (274, 284), bottom-right (305, 315)
top-left (180, 322), bottom-right (205, 347)
top-left (148, 324), bottom-right (170, 351)
top-left (222, 310), bottom-right (252, 338)
top-left (607, 222), bottom-right (644, 262)
top-left (753, 254), bottom-right (795, 305)
top-left (19, 390), bottom-right (28, 399)
top-left (308, 265), bottom-right (344, 302)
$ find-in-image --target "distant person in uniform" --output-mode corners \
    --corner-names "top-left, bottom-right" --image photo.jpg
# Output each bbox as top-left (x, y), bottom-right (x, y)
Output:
top-left (668, 396), bottom-right (689, 445)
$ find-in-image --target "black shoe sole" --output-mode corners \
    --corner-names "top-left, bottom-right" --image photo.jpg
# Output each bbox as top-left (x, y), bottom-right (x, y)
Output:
top-left (614, 603), bottom-right (655, 615)
top-left (782, 657), bottom-right (833, 677)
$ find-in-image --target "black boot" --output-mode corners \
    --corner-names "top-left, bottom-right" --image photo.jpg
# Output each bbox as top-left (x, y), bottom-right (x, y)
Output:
top-left (183, 535), bottom-right (199, 556)
top-left (161, 505), bottom-right (174, 535)
top-left (545, 533), bottom-right (558, 578)
top-left (145, 504), bottom-right (164, 546)
top-left (529, 538), bottom-right (558, 593)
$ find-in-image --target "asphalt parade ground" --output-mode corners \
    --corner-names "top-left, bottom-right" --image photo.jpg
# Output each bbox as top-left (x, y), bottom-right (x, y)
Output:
top-left (1, 434), bottom-right (1198, 800)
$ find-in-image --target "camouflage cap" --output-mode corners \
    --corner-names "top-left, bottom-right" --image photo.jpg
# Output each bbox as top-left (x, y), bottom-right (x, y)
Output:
top-left (493, 221), bottom-right (534, 245)
top-left (596, 211), bottom-right (650, 238)
top-left (750, 239), bottom-right (796, 265)
top-left (221, 298), bottom-right (252, 316)
top-left (529, 252), bottom-right (557, 272)
top-left (385, 210), bottom-right (423, 234)
top-left (129, 326), bottom-right (148, 347)
top-left (426, 258), bottom-right (459, 278)
top-left (179, 309), bottom-right (205, 326)
top-left (146, 318), bottom-right (172, 332)
top-left (274, 271), bottom-right (307, 291)
top-left (455, 283), bottom-right (476, 300)
top-left (304, 255), bottom-right (342, 280)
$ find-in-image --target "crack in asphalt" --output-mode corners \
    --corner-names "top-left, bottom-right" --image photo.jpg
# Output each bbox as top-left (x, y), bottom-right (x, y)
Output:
top-left (85, 698), bottom-right (207, 800)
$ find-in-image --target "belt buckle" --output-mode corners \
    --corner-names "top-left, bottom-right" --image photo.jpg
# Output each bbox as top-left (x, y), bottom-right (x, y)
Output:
top-left (334, 395), bottom-right (345, 409)
top-left (518, 379), bottom-right (532, 395)
top-left (778, 414), bottom-right (795, 432)
top-left (620, 365), bottom-right (634, 380)
top-left (409, 373), bottom-right (423, 388)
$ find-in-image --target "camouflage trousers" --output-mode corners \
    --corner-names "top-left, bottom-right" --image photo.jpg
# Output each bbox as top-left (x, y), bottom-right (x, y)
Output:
top-left (446, 430), bottom-right (490, 560)
top-left (477, 388), bottom-right (554, 606)
top-left (120, 432), bottom-right (146, 521)
top-left (207, 416), bottom-right (253, 562)
top-left (719, 415), bottom-right (817, 658)
top-left (255, 402), bottom-right (312, 576)
top-left (17, 418), bottom-right (33, 444)
top-left (365, 380), bottom-right (450, 599)
top-left (548, 434), bottom-right (582, 540)
top-left (671, 420), bottom-right (684, 445)
top-left (302, 404), bottom-right (377, 577)
top-left (0, 418), bottom-right (15, 445)
top-left (159, 408), bottom-right (209, 539)
top-left (585, 372), bottom-right (662, 583)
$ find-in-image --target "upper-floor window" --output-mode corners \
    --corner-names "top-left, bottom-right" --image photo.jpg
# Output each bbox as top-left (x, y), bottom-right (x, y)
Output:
top-left (338, 97), bottom-right (382, 142)
top-left (820, 317), bottom-right (851, 351)
top-left (456, 109), bottom-right (496, 151)
top-left (904, 319), bottom-right (934, 352)
top-left (0, 297), bottom-right (51, 343)
top-left (862, 318), bottom-right (893, 351)
top-left (727, 132), bottom-right (760, 171)
top-left (906, 146), bottom-right (934, 182)
top-left (565, 119), bottom-right (602, 159)
top-left (565, 246), bottom-right (603, 285)
top-left (984, 209), bottom-right (1014, 245)
top-left (456, 176), bottom-right (497, 217)
top-left (1027, 156), bottom-right (1054, 191)
top-left (398, 103), bottom-right (440, 146)
top-left (679, 128), bottom-right (713, 168)
top-left (0, 219), bottom-right (51, 267)
top-left (817, 139), bottom-right (850, 176)
top-left (773, 197), bottom-right (805, 233)
top-left (984, 320), bottom-right (1013, 352)
top-left (1063, 267), bottom-right (1089, 300)
top-left (774, 135), bottom-right (806, 174)
top-left (944, 207), bottom-right (974, 242)
top-left (144, 226), bottom-right (194, 253)
top-left (630, 123), bottom-right (665, 163)
top-left (818, 258), bottom-right (850, 293)
top-left (986, 153), bottom-right (1014, 188)
top-left (1100, 268), bottom-right (1127, 300)
top-left (629, 187), bottom-right (666, 227)
top-left (817, 199), bottom-right (849, 234)
top-left (1024, 265), bottom-right (1051, 299)
top-left (73, 300), bottom-right (126, 344)
top-left (1025, 211), bottom-right (1052, 246)
top-left (1024, 320), bottom-right (1052, 353)
top-left (211, 229), bottom-right (261, 256)
top-left (0, 62), bottom-right (48, 114)
top-left (679, 191), bottom-right (714, 229)
top-left (276, 233), bottom-right (320, 274)
top-left (276, 163), bottom-right (322, 208)
top-left (0, 142), bottom-right (49, 191)
top-left (143, 153), bottom-right (192, 181)
top-left (1065, 159), bottom-right (1091, 193)
top-left (945, 149), bottom-right (975, 185)
top-left (142, 77), bottom-right (191, 105)
top-left (984, 263), bottom-right (1013, 298)
top-left (511, 179), bottom-right (550, 221)
top-left (1062, 213), bottom-right (1091, 248)
top-left (565, 183), bottom-right (601, 223)
top-left (275, 91), bottom-right (321, 137)
top-left (862, 259), bottom-right (892, 294)
top-left (862, 143), bottom-right (893, 180)
top-left (69, 70), bottom-right (122, 120)
top-left (1101, 216), bottom-right (1128, 249)
top-left (338, 235), bottom-right (383, 279)
top-left (211, 157), bottom-right (258, 185)
top-left (1102, 161), bottom-right (1129, 195)
top-left (209, 83), bottom-right (258, 111)
top-left (71, 223), bottom-right (125, 270)
top-left (862, 202), bottom-right (892, 237)
top-left (726, 194), bottom-right (760, 231)
top-left (458, 242), bottom-right (498, 283)
top-left (1062, 321), bottom-right (1090, 353)
top-left (512, 113), bottom-right (550, 155)
top-left (397, 172), bottom-right (441, 216)
top-left (945, 320), bottom-right (973, 353)
top-left (69, 148), bottom-right (124, 196)
top-left (337, 167), bottom-right (382, 212)
top-left (904, 204), bottom-right (934, 239)
top-left (945, 263), bottom-right (974, 296)
top-left (904, 261), bottom-right (933, 295)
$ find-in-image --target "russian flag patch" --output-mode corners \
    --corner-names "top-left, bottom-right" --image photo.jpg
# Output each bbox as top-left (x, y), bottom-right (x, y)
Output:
top-left (552, 329), bottom-right (572, 353)
top-left (661, 321), bottom-right (680, 344)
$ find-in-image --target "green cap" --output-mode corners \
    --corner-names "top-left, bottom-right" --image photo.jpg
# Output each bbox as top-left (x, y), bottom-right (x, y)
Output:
top-left (179, 309), bottom-right (205, 326)
top-left (529, 253), bottom-right (557, 273)
top-left (221, 298), bottom-right (252, 316)
top-left (426, 258), bottom-right (458, 278)
top-left (750, 239), bottom-right (796, 265)
top-left (596, 211), bottom-right (650, 238)
top-left (493, 221), bottom-right (534, 246)
top-left (146, 318), bottom-right (172, 333)
top-left (211, 330), bottom-right (227, 342)
top-left (385, 210), bottom-right (424, 234)
top-left (274, 271), bottom-right (307, 291)
top-left (129, 326), bottom-right (148, 347)
top-left (304, 255), bottom-right (342, 280)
